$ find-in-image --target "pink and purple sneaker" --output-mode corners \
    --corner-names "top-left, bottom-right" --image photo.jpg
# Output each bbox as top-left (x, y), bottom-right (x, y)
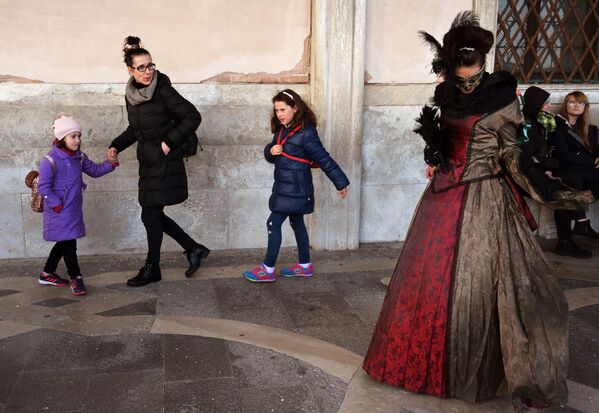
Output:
top-left (280, 262), bottom-right (313, 278)
top-left (38, 271), bottom-right (69, 287)
top-left (70, 276), bottom-right (87, 296)
top-left (243, 264), bottom-right (276, 283)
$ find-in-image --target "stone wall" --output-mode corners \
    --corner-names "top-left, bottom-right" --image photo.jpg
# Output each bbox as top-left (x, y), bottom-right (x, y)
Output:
top-left (0, 83), bottom-right (309, 259)
top-left (359, 84), bottom-right (433, 243)
top-left (3, 83), bottom-right (599, 259)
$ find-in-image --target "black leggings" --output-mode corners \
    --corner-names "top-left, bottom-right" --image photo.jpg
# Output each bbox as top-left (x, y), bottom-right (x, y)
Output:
top-left (44, 239), bottom-right (80, 279)
top-left (141, 206), bottom-right (196, 265)
top-left (554, 169), bottom-right (599, 240)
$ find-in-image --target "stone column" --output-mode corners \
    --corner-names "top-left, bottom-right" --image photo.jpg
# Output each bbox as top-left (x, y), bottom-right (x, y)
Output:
top-left (474, 0), bottom-right (499, 69)
top-left (308, 0), bottom-right (366, 250)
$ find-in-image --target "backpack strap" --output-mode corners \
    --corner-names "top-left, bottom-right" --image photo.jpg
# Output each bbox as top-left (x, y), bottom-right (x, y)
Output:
top-left (281, 152), bottom-right (312, 165)
top-left (44, 155), bottom-right (56, 173)
top-left (276, 123), bottom-right (320, 168)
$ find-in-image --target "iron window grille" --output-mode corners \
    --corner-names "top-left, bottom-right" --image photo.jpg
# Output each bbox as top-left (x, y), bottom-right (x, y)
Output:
top-left (495, 0), bottom-right (599, 84)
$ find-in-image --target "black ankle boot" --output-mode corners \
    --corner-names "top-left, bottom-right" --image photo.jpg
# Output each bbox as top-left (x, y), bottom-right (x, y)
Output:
top-left (184, 244), bottom-right (211, 278)
top-left (554, 239), bottom-right (593, 258)
top-left (127, 262), bottom-right (162, 287)
top-left (572, 220), bottom-right (599, 239)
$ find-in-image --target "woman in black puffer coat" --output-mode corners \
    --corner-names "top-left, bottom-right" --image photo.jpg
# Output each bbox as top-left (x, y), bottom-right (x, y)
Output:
top-left (243, 89), bottom-right (350, 283)
top-left (109, 36), bottom-right (210, 287)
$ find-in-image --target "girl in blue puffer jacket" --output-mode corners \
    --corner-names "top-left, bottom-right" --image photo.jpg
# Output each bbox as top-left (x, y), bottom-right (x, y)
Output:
top-left (243, 89), bottom-right (350, 283)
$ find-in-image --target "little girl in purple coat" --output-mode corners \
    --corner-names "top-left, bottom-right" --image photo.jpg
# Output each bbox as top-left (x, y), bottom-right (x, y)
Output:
top-left (37, 114), bottom-right (117, 295)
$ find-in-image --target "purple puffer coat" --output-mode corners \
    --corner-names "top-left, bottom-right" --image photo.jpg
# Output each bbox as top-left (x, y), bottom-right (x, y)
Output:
top-left (37, 146), bottom-right (115, 241)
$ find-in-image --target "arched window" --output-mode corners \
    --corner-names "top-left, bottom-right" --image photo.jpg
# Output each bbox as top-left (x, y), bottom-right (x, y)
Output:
top-left (495, 0), bottom-right (599, 83)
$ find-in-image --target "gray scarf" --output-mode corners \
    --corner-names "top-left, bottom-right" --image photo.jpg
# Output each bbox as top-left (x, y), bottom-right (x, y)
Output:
top-left (125, 71), bottom-right (158, 106)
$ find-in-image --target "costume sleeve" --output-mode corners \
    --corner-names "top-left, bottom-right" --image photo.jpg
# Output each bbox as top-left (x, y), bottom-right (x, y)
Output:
top-left (81, 152), bottom-right (115, 178)
top-left (159, 81), bottom-right (202, 149)
top-left (303, 128), bottom-right (350, 190)
top-left (109, 126), bottom-right (137, 153)
top-left (37, 157), bottom-right (62, 208)
top-left (498, 99), bottom-right (593, 209)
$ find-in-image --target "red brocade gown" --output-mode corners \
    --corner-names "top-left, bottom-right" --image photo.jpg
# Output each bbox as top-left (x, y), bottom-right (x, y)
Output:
top-left (362, 73), bottom-right (591, 406)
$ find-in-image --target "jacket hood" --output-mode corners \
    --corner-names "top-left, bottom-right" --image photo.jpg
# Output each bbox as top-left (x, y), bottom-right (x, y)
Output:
top-left (523, 86), bottom-right (550, 119)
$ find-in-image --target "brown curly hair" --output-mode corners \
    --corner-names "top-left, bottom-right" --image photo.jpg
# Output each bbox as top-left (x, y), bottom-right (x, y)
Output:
top-left (270, 89), bottom-right (318, 133)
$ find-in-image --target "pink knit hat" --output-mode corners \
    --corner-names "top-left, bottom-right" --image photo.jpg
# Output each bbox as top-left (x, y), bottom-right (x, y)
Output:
top-left (52, 114), bottom-right (82, 140)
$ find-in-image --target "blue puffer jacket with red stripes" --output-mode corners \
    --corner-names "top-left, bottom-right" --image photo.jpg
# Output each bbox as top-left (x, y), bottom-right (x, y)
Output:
top-left (264, 124), bottom-right (349, 215)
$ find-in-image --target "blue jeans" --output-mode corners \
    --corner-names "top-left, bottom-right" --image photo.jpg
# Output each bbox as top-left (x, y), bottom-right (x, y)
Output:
top-left (264, 212), bottom-right (310, 267)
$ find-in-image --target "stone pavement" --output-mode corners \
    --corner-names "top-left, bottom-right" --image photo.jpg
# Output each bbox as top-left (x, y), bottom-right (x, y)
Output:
top-left (0, 241), bottom-right (598, 413)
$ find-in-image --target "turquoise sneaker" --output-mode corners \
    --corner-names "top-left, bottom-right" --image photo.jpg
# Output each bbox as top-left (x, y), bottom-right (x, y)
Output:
top-left (280, 262), bottom-right (313, 277)
top-left (243, 264), bottom-right (276, 283)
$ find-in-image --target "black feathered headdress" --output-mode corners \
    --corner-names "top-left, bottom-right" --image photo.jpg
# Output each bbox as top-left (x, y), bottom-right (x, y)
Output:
top-left (419, 11), bottom-right (494, 77)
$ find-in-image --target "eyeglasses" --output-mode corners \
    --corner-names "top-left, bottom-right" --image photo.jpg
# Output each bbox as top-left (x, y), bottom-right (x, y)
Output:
top-left (131, 63), bottom-right (156, 73)
top-left (567, 101), bottom-right (586, 107)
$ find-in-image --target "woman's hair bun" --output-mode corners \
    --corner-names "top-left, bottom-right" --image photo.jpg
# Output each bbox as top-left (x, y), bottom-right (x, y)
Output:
top-left (123, 36), bottom-right (142, 51)
top-left (122, 35), bottom-right (149, 66)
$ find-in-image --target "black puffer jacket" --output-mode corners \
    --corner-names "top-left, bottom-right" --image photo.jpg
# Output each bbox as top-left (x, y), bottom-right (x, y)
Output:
top-left (110, 72), bottom-right (201, 207)
top-left (264, 124), bottom-right (349, 215)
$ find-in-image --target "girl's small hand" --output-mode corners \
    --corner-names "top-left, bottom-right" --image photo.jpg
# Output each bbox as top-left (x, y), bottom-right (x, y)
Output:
top-left (338, 187), bottom-right (348, 199)
top-left (594, 157), bottom-right (599, 168)
top-left (107, 147), bottom-right (118, 162)
top-left (425, 165), bottom-right (437, 180)
top-left (161, 141), bottom-right (171, 155)
top-left (270, 144), bottom-right (283, 156)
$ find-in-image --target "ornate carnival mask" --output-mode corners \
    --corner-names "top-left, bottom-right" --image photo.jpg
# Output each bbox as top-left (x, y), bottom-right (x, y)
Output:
top-left (456, 66), bottom-right (485, 93)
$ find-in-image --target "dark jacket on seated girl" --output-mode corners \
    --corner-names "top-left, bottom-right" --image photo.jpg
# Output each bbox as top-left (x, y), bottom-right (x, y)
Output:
top-left (550, 115), bottom-right (599, 171)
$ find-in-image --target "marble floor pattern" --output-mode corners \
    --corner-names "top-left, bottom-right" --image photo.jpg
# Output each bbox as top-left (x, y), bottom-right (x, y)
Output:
top-left (0, 241), bottom-right (598, 413)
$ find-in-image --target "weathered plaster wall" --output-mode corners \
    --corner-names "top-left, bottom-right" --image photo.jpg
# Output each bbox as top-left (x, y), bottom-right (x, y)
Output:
top-left (0, 0), bottom-right (310, 83)
top-left (0, 83), bottom-right (309, 258)
top-left (364, 0), bottom-right (473, 83)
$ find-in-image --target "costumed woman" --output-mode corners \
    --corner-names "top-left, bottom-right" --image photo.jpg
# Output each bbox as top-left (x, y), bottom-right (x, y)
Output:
top-left (362, 12), bottom-right (593, 409)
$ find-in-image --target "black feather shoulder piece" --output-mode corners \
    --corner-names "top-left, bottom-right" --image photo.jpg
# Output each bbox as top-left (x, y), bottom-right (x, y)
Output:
top-left (414, 105), bottom-right (443, 166)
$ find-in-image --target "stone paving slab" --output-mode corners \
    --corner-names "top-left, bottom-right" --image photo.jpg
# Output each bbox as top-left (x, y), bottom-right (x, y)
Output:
top-left (0, 242), bottom-right (597, 412)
